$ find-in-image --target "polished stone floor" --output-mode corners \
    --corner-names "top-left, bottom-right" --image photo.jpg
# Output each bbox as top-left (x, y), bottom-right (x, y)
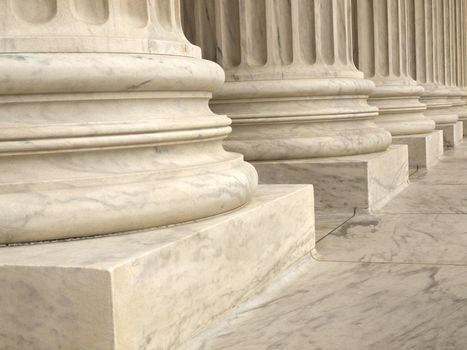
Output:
top-left (180, 141), bottom-right (467, 350)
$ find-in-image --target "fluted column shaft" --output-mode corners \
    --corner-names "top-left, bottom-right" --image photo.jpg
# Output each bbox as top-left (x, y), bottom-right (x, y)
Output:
top-left (0, 0), bottom-right (257, 244)
top-left (356, 0), bottom-right (436, 136)
top-left (183, 0), bottom-right (391, 161)
top-left (442, 0), bottom-right (467, 120)
top-left (448, 0), bottom-right (467, 122)
top-left (463, 0), bottom-right (467, 109)
top-left (409, 0), bottom-right (459, 126)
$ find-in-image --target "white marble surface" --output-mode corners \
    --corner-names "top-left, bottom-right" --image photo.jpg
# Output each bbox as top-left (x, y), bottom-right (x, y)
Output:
top-left (316, 140), bottom-right (467, 265)
top-left (254, 145), bottom-right (409, 211)
top-left (180, 258), bottom-right (467, 350)
top-left (411, 167), bottom-right (467, 184)
top-left (356, 1), bottom-right (436, 137)
top-left (179, 138), bottom-right (467, 350)
top-left (315, 140), bottom-right (467, 266)
top-left (438, 122), bottom-right (464, 148)
top-left (315, 208), bottom-right (355, 241)
top-left (0, 185), bottom-right (315, 350)
top-left (0, 37), bottom-right (258, 244)
top-left (0, 1), bottom-right (260, 245)
top-left (392, 130), bottom-right (443, 170)
top-left (381, 184), bottom-right (467, 214)
top-left (1, 0), bottom-right (200, 57)
top-left (183, 0), bottom-right (393, 162)
top-left (315, 213), bottom-right (467, 264)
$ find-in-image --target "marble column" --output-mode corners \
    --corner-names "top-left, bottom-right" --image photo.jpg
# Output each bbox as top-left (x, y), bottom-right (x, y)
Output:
top-left (0, 0), bottom-right (257, 244)
top-left (454, 0), bottom-right (467, 135)
top-left (355, 0), bottom-right (442, 169)
top-left (406, 0), bottom-right (462, 148)
top-left (443, 0), bottom-right (466, 142)
top-left (0, 1), bottom-right (318, 349)
top-left (464, 0), bottom-right (467, 115)
top-left (183, 0), bottom-right (409, 210)
top-left (410, 0), bottom-right (459, 145)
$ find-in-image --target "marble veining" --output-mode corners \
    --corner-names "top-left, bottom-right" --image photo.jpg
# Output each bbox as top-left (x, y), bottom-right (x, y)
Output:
top-left (180, 258), bottom-right (467, 350)
top-left (315, 213), bottom-right (467, 265)
top-left (0, 185), bottom-right (315, 350)
top-left (0, 4), bottom-right (258, 243)
top-left (178, 136), bottom-right (467, 350)
top-left (254, 145), bottom-right (409, 211)
top-left (182, 0), bottom-right (393, 162)
top-left (381, 184), bottom-right (467, 214)
top-left (315, 140), bottom-right (467, 265)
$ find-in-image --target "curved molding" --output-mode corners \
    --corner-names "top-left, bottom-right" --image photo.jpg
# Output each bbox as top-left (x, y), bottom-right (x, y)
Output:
top-left (0, 155), bottom-right (257, 244)
top-left (211, 77), bottom-right (392, 160)
top-left (0, 52), bottom-right (258, 244)
top-left (0, 53), bottom-right (223, 95)
top-left (214, 78), bottom-right (375, 100)
top-left (369, 82), bottom-right (435, 136)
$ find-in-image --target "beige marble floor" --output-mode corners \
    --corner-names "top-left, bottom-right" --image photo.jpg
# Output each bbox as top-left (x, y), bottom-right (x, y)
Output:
top-left (179, 141), bottom-right (467, 350)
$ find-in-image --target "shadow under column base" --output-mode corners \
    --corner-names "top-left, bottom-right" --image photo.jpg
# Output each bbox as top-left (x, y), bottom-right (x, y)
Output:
top-left (392, 130), bottom-right (443, 171)
top-left (253, 145), bottom-right (409, 212)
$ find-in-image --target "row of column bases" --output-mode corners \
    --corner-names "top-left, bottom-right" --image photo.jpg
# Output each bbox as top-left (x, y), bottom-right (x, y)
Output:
top-left (0, 0), bottom-right (466, 244)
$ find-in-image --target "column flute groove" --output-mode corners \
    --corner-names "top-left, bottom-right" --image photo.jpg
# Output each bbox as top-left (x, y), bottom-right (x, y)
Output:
top-left (410, 0), bottom-right (464, 146)
top-left (355, 0), bottom-right (436, 137)
top-left (354, 0), bottom-right (444, 169)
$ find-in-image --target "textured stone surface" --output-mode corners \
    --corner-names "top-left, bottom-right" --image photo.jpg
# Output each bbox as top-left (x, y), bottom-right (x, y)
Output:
top-left (181, 258), bottom-right (467, 350)
top-left (178, 137), bottom-right (467, 350)
top-left (437, 121), bottom-right (464, 148)
top-left (392, 130), bottom-right (443, 170)
top-left (355, 0), bottom-right (435, 137)
top-left (410, 0), bottom-right (464, 141)
top-left (0, 185), bottom-right (315, 350)
top-left (317, 142), bottom-right (467, 265)
top-left (183, 0), bottom-right (392, 160)
top-left (254, 145), bottom-right (409, 211)
top-left (0, 1), bottom-right (258, 244)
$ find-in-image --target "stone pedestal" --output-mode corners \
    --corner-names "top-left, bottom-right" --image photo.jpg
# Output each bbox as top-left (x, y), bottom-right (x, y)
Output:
top-left (0, 185), bottom-right (315, 350)
top-left (254, 146), bottom-right (408, 211)
top-left (183, 0), bottom-right (408, 210)
top-left (438, 121), bottom-right (464, 148)
top-left (355, 0), bottom-right (438, 170)
top-left (393, 130), bottom-right (443, 170)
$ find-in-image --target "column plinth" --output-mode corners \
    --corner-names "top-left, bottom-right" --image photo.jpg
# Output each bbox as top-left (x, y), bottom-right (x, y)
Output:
top-left (184, 0), bottom-right (408, 210)
top-left (0, 0), bottom-right (258, 244)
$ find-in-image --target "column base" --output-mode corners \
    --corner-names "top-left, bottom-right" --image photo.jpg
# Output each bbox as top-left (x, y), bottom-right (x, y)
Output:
top-left (437, 121), bottom-right (464, 148)
top-left (253, 145), bottom-right (409, 211)
top-left (0, 185), bottom-right (314, 350)
top-left (392, 130), bottom-right (443, 171)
